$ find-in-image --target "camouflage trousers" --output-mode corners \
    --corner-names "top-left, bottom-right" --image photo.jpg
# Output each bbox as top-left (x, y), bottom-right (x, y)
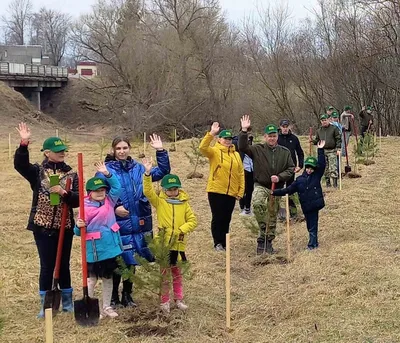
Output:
top-left (324, 149), bottom-right (338, 179)
top-left (252, 185), bottom-right (281, 241)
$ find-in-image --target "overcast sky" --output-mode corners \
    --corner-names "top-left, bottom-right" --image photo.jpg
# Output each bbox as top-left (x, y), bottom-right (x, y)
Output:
top-left (1, 0), bottom-right (319, 23)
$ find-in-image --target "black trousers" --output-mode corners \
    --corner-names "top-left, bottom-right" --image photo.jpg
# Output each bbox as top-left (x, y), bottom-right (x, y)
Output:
top-left (239, 170), bottom-right (254, 210)
top-left (34, 229), bottom-right (74, 291)
top-left (208, 192), bottom-right (236, 248)
top-left (305, 210), bottom-right (319, 248)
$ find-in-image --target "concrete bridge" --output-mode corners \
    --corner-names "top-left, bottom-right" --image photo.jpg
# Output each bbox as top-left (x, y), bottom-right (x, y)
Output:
top-left (0, 62), bottom-right (68, 110)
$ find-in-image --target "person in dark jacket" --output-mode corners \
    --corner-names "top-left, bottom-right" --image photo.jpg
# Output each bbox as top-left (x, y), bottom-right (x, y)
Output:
top-left (99, 134), bottom-right (170, 308)
top-left (311, 114), bottom-right (341, 188)
top-left (277, 119), bottom-right (304, 220)
top-left (359, 105), bottom-right (374, 138)
top-left (239, 115), bottom-right (295, 255)
top-left (14, 122), bottom-right (79, 318)
top-left (232, 127), bottom-right (254, 216)
top-left (272, 141), bottom-right (326, 250)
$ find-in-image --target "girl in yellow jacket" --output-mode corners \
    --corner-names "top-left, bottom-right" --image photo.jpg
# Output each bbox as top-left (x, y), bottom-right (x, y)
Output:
top-left (142, 158), bottom-right (197, 314)
top-left (199, 122), bottom-right (245, 251)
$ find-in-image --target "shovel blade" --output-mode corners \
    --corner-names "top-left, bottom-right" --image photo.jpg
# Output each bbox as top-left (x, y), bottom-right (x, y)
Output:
top-left (74, 296), bottom-right (100, 327)
top-left (44, 289), bottom-right (61, 314)
top-left (345, 165), bottom-right (352, 173)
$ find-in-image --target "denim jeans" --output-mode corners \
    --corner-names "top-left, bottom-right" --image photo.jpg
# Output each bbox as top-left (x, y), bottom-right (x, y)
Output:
top-left (341, 130), bottom-right (351, 157)
top-left (305, 211), bottom-right (319, 249)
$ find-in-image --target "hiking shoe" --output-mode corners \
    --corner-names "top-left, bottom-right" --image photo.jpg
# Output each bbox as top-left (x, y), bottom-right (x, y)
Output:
top-left (176, 300), bottom-right (188, 311)
top-left (121, 292), bottom-right (137, 308)
top-left (215, 244), bottom-right (225, 252)
top-left (100, 306), bottom-right (118, 319)
top-left (160, 302), bottom-right (170, 314)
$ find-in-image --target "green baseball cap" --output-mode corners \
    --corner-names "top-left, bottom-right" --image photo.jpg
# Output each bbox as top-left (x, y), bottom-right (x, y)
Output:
top-left (264, 124), bottom-right (278, 134)
top-left (320, 114), bottom-right (328, 120)
top-left (344, 105), bottom-right (352, 111)
top-left (328, 106), bottom-right (335, 110)
top-left (218, 130), bottom-right (233, 139)
top-left (367, 106), bottom-right (372, 111)
top-left (161, 174), bottom-right (182, 189)
top-left (86, 177), bottom-right (109, 191)
top-left (41, 137), bottom-right (68, 152)
top-left (304, 156), bottom-right (318, 168)
top-left (331, 112), bottom-right (339, 118)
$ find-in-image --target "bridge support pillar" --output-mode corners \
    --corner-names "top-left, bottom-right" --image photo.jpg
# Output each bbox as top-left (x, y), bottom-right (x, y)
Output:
top-left (31, 87), bottom-right (42, 111)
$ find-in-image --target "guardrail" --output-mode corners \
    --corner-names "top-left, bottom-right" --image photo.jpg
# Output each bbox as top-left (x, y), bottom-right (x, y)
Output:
top-left (0, 62), bottom-right (68, 78)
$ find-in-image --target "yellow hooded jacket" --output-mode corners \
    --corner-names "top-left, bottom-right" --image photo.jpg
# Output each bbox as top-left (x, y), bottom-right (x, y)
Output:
top-left (199, 132), bottom-right (245, 198)
top-left (143, 174), bottom-right (197, 252)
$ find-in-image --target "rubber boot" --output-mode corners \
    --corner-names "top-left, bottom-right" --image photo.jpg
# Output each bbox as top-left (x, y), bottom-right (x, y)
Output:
top-left (266, 240), bottom-right (274, 254)
top-left (111, 273), bottom-right (121, 307)
top-left (325, 178), bottom-right (331, 187)
top-left (121, 280), bottom-right (137, 308)
top-left (256, 240), bottom-right (265, 255)
top-left (332, 178), bottom-right (338, 188)
top-left (37, 291), bottom-right (46, 319)
top-left (61, 288), bottom-right (73, 313)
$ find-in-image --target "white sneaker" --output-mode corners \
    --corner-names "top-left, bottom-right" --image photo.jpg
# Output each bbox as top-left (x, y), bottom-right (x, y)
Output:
top-left (214, 244), bottom-right (225, 252)
top-left (101, 306), bottom-right (118, 318)
top-left (160, 302), bottom-right (170, 314)
top-left (176, 300), bottom-right (188, 311)
top-left (239, 210), bottom-right (246, 216)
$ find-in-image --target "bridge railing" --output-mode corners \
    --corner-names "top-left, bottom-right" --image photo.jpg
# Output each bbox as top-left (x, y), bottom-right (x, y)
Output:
top-left (0, 62), bottom-right (68, 78)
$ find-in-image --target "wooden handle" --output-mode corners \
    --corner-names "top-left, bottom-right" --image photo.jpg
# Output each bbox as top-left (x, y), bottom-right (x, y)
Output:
top-left (53, 177), bottom-right (72, 279)
top-left (285, 194), bottom-right (291, 261)
top-left (338, 156), bottom-right (342, 190)
top-left (225, 233), bottom-right (231, 329)
top-left (45, 308), bottom-right (53, 343)
top-left (78, 153), bottom-right (88, 288)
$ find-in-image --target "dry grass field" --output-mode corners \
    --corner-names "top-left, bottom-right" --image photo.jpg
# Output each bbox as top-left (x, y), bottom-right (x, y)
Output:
top-left (1, 131), bottom-right (400, 343)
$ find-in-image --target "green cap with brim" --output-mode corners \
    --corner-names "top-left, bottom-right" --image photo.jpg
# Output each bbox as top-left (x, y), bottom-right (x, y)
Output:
top-left (41, 137), bottom-right (68, 152)
top-left (331, 112), bottom-right (339, 118)
top-left (344, 105), bottom-right (352, 111)
top-left (367, 106), bottom-right (372, 111)
top-left (218, 130), bottom-right (233, 139)
top-left (328, 106), bottom-right (335, 110)
top-left (264, 124), bottom-right (278, 134)
top-left (161, 174), bottom-right (182, 189)
top-left (86, 177), bottom-right (109, 191)
top-left (320, 114), bottom-right (328, 120)
top-left (304, 156), bottom-right (318, 168)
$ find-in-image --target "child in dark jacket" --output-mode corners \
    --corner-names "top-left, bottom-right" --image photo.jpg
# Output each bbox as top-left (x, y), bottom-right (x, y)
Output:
top-left (272, 141), bottom-right (326, 250)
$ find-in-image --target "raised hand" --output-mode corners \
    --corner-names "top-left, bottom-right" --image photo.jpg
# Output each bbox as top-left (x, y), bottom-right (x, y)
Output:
top-left (76, 218), bottom-right (86, 228)
top-left (210, 122), bottom-right (220, 136)
top-left (16, 122), bottom-right (31, 142)
top-left (149, 134), bottom-right (163, 150)
top-left (142, 157), bottom-right (153, 174)
top-left (241, 115), bottom-right (251, 131)
top-left (317, 140), bottom-right (325, 149)
top-left (95, 161), bottom-right (110, 176)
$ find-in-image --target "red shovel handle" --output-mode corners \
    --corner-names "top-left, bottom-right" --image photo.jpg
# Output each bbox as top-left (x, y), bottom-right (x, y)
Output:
top-left (54, 177), bottom-right (72, 279)
top-left (78, 153), bottom-right (88, 288)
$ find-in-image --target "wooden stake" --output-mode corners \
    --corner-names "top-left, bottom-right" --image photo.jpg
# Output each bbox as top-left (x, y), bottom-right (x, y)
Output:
top-left (174, 128), bottom-right (177, 151)
top-left (8, 133), bottom-right (11, 160)
top-left (338, 155), bottom-right (342, 190)
top-left (226, 233), bottom-right (231, 329)
top-left (143, 132), bottom-right (146, 155)
top-left (55, 129), bottom-right (59, 137)
top-left (308, 127), bottom-right (312, 156)
top-left (285, 195), bottom-right (291, 261)
top-left (45, 308), bottom-right (53, 343)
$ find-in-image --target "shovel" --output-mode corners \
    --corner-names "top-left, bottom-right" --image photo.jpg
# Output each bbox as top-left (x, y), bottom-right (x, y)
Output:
top-left (343, 130), bottom-right (351, 174)
top-left (43, 177), bottom-right (72, 314)
top-left (74, 152), bottom-right (100, 327)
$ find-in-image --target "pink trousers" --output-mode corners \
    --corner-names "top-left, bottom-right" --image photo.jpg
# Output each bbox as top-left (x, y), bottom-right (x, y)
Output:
top-left (161, 266), bottom-right (183, 304)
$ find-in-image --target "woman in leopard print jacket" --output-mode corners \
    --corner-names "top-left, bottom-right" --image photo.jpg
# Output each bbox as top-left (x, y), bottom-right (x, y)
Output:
top-left (14, 123), bottom-right (79, 318)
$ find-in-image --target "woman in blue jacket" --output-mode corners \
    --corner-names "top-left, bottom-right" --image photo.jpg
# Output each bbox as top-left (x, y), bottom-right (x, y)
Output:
top-left (101, 134), bottom-right (171, 307)
top-left (273, 141), bottom-right (326, 250)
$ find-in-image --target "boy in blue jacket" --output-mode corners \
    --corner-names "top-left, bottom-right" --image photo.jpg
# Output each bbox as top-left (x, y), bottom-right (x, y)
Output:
top-left (272, 140), bottom-right (326, 250)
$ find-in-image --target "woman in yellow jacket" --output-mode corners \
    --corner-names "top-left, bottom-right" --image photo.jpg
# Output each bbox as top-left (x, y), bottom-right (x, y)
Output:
top-left (142, 158), bottom-right (197, 314)
top-left (199, 122), bottom-right (245, 251)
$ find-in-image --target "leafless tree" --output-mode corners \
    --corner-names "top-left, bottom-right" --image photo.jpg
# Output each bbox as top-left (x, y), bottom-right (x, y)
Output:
top-left (1, 0), bottom-right (32, 45)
